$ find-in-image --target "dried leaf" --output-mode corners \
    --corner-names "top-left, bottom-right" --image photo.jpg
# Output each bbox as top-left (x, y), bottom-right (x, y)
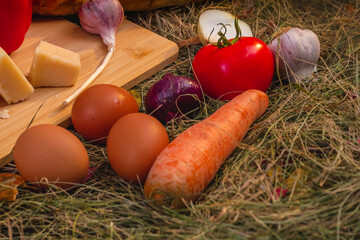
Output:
top-left (345, 3), bottom-right (354, 13)
top-left (268, 168), bottom-right (309, 199)
top-left (175, 36), bottom-right (201, 48)
top-left (129, 89), bottom-right (142, 108)
top-left (285, 168), bottom-right (309, 190)
top-left (267, 167), bottom-right (286, 183)
top-left (0, 173), bottom-right (25, 201)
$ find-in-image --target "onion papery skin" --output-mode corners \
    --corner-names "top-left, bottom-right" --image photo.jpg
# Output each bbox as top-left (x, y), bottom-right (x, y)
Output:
top-left (145, 74), bottom-right (204, 124)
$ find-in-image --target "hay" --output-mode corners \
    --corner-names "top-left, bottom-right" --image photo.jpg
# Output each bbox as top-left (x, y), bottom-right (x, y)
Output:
top-left (1, 0), bottom-right (360, 239)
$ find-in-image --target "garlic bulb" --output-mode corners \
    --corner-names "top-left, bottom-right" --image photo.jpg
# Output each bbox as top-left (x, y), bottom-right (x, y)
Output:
top-left (79, 0), bottom-right (124, 49)
top-left (268, 27), bottom-right (320, 82)
top-left (64, 0), bottom-right (124, 105)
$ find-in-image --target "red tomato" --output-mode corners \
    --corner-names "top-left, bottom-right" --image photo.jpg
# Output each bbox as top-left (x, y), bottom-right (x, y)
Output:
top-left (71, 84), bottom-right (138, 144)
top-left (192, 37), bottom-right (274, 100)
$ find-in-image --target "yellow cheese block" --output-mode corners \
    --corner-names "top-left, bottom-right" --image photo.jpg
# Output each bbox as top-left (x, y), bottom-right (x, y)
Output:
top-left (0, 47), bottom-right (34, 104)
top-left (29, 41), bottom-right (81, 87)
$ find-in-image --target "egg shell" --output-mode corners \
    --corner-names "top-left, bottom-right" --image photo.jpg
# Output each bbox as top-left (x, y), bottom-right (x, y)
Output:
top-left (13, 124), bottom-right (89, 189)
top-left (71, 84), bottom-right (139, 144)
top-left (107, 113), bottom-right (169, 184)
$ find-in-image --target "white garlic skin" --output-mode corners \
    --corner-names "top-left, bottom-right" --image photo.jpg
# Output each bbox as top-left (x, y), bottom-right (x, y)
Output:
top-left (268, 27), bottom-right (320, 82)
top-left (79, 0), bottom-right (124, 48)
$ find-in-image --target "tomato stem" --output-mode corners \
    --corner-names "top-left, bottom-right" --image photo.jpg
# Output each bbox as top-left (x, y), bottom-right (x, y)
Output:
top-left (216, 32), bottom-right (232, 48)
top-left (215, 16), bottom-right (242, 49)
top-left (231, 16), bottom-right (242, 44)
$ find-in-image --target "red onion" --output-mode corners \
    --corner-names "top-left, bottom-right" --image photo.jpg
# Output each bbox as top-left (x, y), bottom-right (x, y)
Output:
top-left (145, 73), bottom-right (203, 124)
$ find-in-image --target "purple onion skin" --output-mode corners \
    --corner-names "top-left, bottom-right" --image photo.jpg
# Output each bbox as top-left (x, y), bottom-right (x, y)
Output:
top-left (145, 73), bottom-right (204, 124)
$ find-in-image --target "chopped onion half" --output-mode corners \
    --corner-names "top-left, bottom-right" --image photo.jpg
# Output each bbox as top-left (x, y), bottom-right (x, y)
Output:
top-left (197, 9), bottom-right (253, 45)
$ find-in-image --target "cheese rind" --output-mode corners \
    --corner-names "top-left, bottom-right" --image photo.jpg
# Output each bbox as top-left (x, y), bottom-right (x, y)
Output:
top-left (29, 41), bottom-right (81, 87)
top-left (0, 47), bottom-right (34, 104)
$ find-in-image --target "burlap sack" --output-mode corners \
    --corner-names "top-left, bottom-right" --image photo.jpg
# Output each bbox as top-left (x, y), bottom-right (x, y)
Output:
top-left (33, 0), bottom-right (203, 15)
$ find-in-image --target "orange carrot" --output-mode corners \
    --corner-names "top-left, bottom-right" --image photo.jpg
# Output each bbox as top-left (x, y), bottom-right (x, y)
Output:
top-left (144, 89), bottom-right (270, 208)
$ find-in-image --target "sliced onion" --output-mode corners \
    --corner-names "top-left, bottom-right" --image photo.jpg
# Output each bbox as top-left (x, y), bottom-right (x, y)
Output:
top-left (197, 9), bottom-right (253, 45)
top-left (144, 73), bottom-right (203, 124)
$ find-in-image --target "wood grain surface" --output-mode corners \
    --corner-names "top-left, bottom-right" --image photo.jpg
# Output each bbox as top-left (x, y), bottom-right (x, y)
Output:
top-left (0, 17), bottom-right (179, 164)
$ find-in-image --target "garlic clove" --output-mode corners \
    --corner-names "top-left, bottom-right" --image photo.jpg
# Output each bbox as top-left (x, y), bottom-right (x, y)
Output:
top-left (79, 0), bottom-right (124, 48)
top-left (64, 0), bottom-right (124, 105)
top-left (268, 27), bottom-right (320, 82)
top-left (197, 9), bottom-right (253, 45)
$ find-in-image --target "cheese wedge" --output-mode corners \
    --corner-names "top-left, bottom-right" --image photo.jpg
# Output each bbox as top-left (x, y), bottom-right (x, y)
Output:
top-left (0, 47), bottom-right (34, 104)
top-left (29, 41), bottom-right (81, 87)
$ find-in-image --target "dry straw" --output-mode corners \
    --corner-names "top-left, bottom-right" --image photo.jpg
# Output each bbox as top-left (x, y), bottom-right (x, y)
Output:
top-left (1, 0), bottom-right (359, 239)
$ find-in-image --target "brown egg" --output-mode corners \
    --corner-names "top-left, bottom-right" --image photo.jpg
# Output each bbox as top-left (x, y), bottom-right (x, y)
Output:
top-left (71, 84), bottom-right (139, 144)
top-left (107, 113), bottom-right (169, 183)
top-left (13, 124), bottom-right (89, 189)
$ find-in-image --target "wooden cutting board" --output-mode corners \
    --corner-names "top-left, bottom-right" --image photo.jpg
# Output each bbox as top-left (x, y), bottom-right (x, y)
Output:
top-left (0, 17), bottom-right (179, 164)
